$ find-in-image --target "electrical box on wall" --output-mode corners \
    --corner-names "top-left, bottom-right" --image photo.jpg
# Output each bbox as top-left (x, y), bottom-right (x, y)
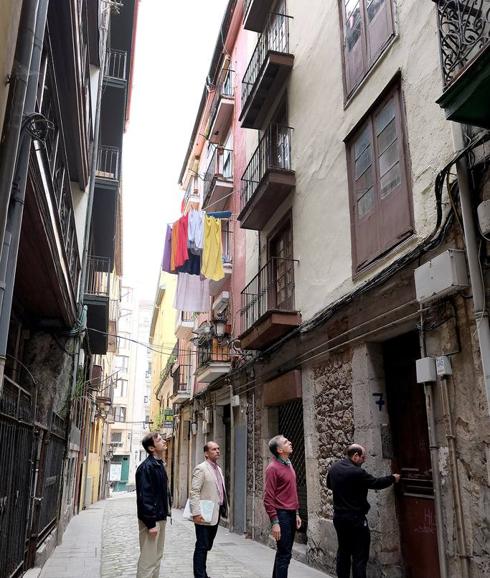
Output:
top-left (416, 357), bottom-right (436, 383)
top-left (414, 249), bottom-right (469, 304)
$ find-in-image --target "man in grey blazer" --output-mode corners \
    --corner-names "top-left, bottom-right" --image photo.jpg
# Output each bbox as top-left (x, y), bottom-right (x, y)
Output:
top-left (190, 441), bottom-right (228, 578)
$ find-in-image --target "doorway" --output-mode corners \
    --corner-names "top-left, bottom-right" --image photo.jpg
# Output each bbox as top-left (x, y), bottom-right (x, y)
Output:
top-left (383, 333), bottom-right (441, 578)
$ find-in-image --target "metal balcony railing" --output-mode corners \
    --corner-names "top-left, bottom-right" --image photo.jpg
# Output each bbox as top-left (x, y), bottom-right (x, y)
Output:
top-left (38, 59), bottom-right (81, 293)
top-left (241, 125), bottom-right (292, 210)
top-left (242, 12), bottom-right (292, 106)
top-left (85, 255), bottom-right (111, 297)
top-left (172, 363), bottom-right (191, 395)
top-left (203, 146), bottom-right (233, 205)
top-left (180, 311), bottom-right (194, 323)
top-left (434, 0), bottom-right (490, 88)
top-left (105, 49), bottom-right (127, 82)
top-left (96, 145), bottom-right (120, 182)
top-left (197, 339), bottom-right (231, 367)
top-left (222, 219), bottom-right (233, 264)
top-left (241, 257), bottom-right (298, 333)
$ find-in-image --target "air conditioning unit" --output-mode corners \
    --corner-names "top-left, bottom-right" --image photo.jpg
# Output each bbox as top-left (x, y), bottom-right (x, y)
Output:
top-left (212, 291), bottom-right (230, 316)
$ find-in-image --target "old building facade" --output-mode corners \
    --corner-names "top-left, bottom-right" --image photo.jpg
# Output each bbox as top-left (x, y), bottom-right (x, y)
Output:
top-left (156, 1), bottom-right (490, 578)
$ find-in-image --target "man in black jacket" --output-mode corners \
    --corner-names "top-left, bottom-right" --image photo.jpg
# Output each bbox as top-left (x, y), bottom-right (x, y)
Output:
top-left (327, 444), bottom-right (400, 578)
top-left (135, 432), bottom-right (171, 578)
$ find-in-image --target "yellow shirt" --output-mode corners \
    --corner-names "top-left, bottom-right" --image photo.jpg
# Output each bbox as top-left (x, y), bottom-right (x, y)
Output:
top-left (201, 215), bottom-right (224, 281)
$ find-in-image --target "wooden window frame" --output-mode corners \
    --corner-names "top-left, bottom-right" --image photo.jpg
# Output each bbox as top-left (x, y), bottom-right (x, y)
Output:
top-left (347, 83), bottom-right (413, 274)
top-left (338, 0), bottom-right (395, 98)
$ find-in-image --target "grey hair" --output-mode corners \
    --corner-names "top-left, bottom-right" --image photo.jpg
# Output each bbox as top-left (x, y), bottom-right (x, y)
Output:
top-left (268, 435), bottom-right (285, 458)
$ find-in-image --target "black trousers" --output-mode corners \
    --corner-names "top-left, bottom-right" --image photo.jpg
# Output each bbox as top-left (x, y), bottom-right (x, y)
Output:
top-left (333, 513), bottom-right (370, 578)
top-left (193, 522), bottom-right (219, 578)
top-left (272, 509), bottom-right (297, 578)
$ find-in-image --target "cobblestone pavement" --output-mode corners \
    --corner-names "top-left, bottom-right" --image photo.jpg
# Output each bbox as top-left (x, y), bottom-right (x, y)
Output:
top-left (101, 494), bottom-right (331, 578)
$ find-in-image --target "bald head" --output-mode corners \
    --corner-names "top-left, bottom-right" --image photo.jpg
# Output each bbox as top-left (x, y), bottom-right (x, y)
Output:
top-left (346, 444), bottom-right (367, 466)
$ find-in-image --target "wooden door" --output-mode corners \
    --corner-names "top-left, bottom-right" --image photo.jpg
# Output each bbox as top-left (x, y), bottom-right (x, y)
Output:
top-left (269, 222), bottom-right (294, 311)
top-left (383, 333), bottom-right (441, 578)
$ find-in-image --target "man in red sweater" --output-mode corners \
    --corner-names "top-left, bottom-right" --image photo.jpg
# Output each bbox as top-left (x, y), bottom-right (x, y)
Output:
top-left (263, 435), bottom-right (302, 578)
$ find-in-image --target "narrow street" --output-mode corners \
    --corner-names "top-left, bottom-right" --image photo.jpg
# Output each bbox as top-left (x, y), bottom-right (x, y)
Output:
top-left (33, 495), bottom-right (331, 578)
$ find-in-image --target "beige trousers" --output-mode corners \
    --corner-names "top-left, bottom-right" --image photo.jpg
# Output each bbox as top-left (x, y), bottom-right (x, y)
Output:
top-left (136, 519), bottom-right (166, 578)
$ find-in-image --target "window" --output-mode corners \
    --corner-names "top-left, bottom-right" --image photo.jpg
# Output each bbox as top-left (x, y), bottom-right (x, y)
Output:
top-left (115, 378), bottom-right (128, 398)
top-left (340, 0), bottom-right (394, 95)
top-left (111, 432), bottom-right (122, 446)
top-left (115, 355), bottom-right (129, 372)
top-left (113, 406), bottom-right (126, 422)
top-left (347, 86), bottom-right (412, 271)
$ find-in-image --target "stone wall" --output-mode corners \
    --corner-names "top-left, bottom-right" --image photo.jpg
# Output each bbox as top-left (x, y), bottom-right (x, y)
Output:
top-left (313, 351), bottom-right (354, 519)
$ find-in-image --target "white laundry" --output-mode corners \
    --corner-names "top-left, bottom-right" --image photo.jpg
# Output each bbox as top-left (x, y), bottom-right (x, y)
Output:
top-left (174, 272), bottom-right (210, 312)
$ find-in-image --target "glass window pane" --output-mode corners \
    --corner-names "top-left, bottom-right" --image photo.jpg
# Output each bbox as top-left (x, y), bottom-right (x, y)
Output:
top-left (375, 98), bottom-right (395, 135)
top-left (355, 147), bottom-right (372, 179)
top-left (367, 0), bottom-right (385, 22)
top-left (357, 187), bottom-right (375, 218)
top-left (380, 163), bottom-right (401, 198)
top-left (345, 1), bottom-right (362, 51)
top-left (379, 140), bottom-right (399, 177)
top-left (377, 118), bottom-right (396, 155)
top-left (355, 168), bottom-right (373, 199)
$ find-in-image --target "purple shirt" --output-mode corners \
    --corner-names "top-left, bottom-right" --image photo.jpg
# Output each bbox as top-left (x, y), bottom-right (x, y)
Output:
top-left (161, 225), bottom-right (172, 273)
top-left (207, 459), bottom-right (225, 505)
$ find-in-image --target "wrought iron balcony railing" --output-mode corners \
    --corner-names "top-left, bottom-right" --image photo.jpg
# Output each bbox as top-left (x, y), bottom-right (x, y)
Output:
top-left (203, 146), bottom-right (234, 205)
top-left (434, 0), bottom-right (490, 88)
top-left (105, 49), bottom-right (127, 82)
top-left (242, 12), bottom-right (292, 106)
top-left (241, 125), bottom-right (292, 210)
top-left (38, 59), bottom-right (81, 293)
top-left (241, 257), bottom-right (298, 333)
top-left (197, 339), bottom-right (231, 367)
top-left (96, 145), bottom-right (120, 182)
top-left (172, 363), bottom-right (191, 395)
top-left (85, 255), bottom-right (111, 297)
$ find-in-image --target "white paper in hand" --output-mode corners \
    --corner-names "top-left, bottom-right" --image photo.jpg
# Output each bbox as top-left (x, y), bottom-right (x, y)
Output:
top-left (200, 500), bottom-right (215, 523)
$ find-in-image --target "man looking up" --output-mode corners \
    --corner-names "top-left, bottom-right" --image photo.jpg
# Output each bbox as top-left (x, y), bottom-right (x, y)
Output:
top-left (135, 432), bottom-right (171, 578)
top-left (263, 435), bottom-right (302, 578)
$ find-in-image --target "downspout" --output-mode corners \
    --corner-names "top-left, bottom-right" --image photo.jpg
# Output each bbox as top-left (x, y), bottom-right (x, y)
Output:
top-left (451, 124), bottom-right (490, 484)
top-left (251, 390), bottom-right (255, 540)
top-left (229, 379), bottom-right (235, 530)
top-left (440, 375), bottom-right (470, 578)
top-left (0, 0), bottom-right (39, 393)
top-left (418, 306), bottom-right (449, 578)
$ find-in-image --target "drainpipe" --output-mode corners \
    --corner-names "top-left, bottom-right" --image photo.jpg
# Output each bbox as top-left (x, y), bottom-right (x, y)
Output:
top-left (440, 375), bottom-right (470, 578)
top-left (451, 124), bottom-right (490, 484)
top-left (418, 306), bottom-right (449, 578)
top-left (0, 0), bottom-right (39, 393)
top-left (229, 379), bottom-right (235, 530)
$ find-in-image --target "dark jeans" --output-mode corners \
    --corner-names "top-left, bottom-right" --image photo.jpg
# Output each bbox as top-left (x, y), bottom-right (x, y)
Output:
top-left (272, 509), bottom-right (296, 578)
top-left (333, 513), bottom-right (370, 578)
top-left (193, 522), bottom-right (219, 578)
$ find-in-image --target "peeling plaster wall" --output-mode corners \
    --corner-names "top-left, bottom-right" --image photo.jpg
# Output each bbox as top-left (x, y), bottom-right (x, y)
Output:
top-left (286, 0), bottom-right (454, 321)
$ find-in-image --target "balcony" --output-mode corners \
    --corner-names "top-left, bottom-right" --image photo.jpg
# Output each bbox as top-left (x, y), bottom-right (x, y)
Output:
top-left (243, 0), bottom-right (276, 32)
top-left (240, 12), bottom-right (294, 129)
top-left (203, 146), bottom-right (234, 211)
top-left (172, 363), bottom-right (192, 404)
top-left (84, 256), bottom-right (111, 354)
top-left (104, 49), bottom-right (128, 88)
top-left (208, 69), bottom-right (235, 144)
top-left (176, 311), bottom-right (195, 340)
top-left (210, 219), bottom-right (233, 297)
top-left (17, 57), bottom-right (81, 326)
top-left (238, 125), bottom-right (295, 230)
top-left (434, 1), bottom-right (490, 128)
top-left (95, 145), bottom-right (120, 186)
top-left (239, 257), bottom-right (300, 350)
top-left (195, 338), bottom-right (231, 383)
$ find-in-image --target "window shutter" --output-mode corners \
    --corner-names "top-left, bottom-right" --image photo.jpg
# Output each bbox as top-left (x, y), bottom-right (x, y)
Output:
top-left (365, 0), bottom-right (393, 65)
top-left (350, 122), bottom-right (379, 269)
top-left (343, 1), bottom-right (365, 94)
top-left (375, 92), bottom-right (412, 253)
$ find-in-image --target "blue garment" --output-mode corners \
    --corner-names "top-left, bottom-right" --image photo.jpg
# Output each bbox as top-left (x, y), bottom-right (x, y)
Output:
top-left (272, 509), bottom-right (296, 578)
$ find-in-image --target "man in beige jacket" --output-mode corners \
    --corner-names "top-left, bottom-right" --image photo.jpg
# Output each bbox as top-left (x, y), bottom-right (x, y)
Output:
top-left (190, 441), bottom-right (228, 578)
